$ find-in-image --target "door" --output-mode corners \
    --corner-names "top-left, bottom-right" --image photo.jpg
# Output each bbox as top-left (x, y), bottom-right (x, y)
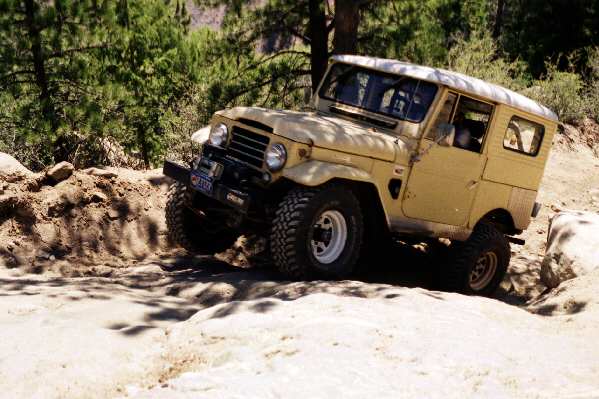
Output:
top-left (402, 93), bottom-right (494, 226)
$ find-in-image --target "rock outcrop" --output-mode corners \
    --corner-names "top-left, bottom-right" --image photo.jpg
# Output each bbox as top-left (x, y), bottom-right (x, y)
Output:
top-left (46, 161), bottom-right (74, 183)
top-left (540, 211), bottom-right (599, 288)
top-left (83, 167), bottom-right (118, 179)
top-left (0, 153), bottom-right (32, 176)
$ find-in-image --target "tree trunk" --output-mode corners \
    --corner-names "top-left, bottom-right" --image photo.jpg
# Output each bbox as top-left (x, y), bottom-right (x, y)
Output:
top-left (332, 0), bottom-right (360, 55)
top-left (492, 0), bottom-right (505, 39)
top-left (23, 0), bottom-right (56, 129)
top-left (308, 0), bottom-right (329, 93)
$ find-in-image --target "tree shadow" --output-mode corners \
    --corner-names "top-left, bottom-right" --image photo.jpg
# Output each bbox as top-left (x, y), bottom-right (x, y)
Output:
top-left (531, 300), bottom-right (587, 316)
top-left (93, 239), bottom-right (450, 331)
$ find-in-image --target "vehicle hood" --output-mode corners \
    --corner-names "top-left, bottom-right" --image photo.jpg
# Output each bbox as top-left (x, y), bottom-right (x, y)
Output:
top-left (216, 107), bottom-right (414, 163)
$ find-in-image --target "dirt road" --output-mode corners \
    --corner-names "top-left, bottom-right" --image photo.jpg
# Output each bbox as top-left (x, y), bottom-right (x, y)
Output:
top-left (2, 255), bottom-right (599, 398)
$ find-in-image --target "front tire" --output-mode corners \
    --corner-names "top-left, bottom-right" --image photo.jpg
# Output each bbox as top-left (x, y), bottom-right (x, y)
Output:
top-left (442, 223), bottom-right (510, 296)
top-left (165, 183), bottom-right (236, 253)
top-left (270, 185), bottom-right (364, 279)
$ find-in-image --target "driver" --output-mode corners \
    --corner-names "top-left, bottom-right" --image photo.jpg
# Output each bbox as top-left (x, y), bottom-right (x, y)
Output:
top-left (453, 112), bottom-right (472, 150)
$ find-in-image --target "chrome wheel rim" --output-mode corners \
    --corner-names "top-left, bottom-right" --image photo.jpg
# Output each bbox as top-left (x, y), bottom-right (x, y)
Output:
top-left (310, 210), bottom-right (348, 264)
top-left (469, 251), bottom-right (498, 291)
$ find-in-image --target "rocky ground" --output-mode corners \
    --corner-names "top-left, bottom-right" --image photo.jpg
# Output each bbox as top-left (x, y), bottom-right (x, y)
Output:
top-left (1, 123), bottom-right (599, 398)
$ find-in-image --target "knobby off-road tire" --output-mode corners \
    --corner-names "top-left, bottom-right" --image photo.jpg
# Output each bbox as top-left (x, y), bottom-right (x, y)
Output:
top-left (165, 182), bottom-right (236, 253)
top-left (270, 185), bottom-right (364, 279)
top-left (443, 223), bottom-right (510, 296)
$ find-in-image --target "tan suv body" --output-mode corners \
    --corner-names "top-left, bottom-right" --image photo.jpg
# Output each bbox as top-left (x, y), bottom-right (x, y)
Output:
top-left (163, 55), bottom-right (558, 296)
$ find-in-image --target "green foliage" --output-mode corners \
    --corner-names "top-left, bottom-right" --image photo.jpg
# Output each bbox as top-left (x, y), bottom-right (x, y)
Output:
top-left (0, 0), bottom-right (113, 168)
top-left (523, 64), bottom-right (586, 123)
top-left (585, 48), bottom-right (599, 122)
top-left (0, 0), bottom-right (205, 169)
top-left (360, 1), bottom-right (447, 65)
top-left (358, 0), bottom-right (493, 66)
top-left (103, 0), bottom-right (201, 167)
top-left (586, 81), bottom-right (599, 123)
top-left (2, 0), bottom-right (599, 170)
top-left (447, 32), bottom-right (529, 91)
top-left (501, 0), bottom-right (599, 78)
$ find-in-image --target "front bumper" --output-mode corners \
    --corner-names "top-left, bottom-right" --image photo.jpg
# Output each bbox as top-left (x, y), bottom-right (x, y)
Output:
top-left (163, 160), bottom-right (251, 212)
top-left (163, 160), bottom-right (190, 184)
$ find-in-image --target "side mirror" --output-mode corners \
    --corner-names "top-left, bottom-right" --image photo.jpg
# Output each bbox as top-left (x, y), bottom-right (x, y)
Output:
top-left (435, 123), bottom-right (455, 147)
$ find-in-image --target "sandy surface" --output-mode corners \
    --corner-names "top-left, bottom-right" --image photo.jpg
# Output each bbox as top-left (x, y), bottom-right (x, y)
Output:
top-left (1, 127), bottom-right (599, 398)
top-left (2, 257), bottom-right (599, 399)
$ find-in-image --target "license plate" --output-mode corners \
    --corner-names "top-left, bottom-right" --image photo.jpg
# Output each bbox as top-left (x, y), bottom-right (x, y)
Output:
top-left (190, 170), bottom-right (213, 195)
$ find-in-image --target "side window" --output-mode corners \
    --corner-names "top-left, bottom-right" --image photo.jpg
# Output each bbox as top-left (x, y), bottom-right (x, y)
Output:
top-left (451, 96), bottom-right (494, 153)
top-left (427, 92), bottom-right (458, 139)
top-left (503, 116), bottom-right (544, 156)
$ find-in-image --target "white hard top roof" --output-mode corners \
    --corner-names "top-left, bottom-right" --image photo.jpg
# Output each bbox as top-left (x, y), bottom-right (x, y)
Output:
top-left (332, 55), bottom-right (559, 122)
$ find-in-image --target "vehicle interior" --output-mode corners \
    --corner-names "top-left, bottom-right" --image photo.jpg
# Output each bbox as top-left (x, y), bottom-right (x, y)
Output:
top-left (429, 92), bottom-right (493, 153)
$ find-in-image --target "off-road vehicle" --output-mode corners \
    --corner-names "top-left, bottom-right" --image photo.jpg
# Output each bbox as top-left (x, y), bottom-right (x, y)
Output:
top-left (163, 55), bottom-right (558, 296)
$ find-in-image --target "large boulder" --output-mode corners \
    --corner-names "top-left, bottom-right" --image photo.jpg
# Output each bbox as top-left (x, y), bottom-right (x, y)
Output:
top-left (540, 211), bottom-right (599, 288)
top-left (0, 153), bottom-right (32, 176)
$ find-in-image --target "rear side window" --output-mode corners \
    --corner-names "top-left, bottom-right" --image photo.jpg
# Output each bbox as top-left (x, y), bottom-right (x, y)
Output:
top-left (503, 116), bottom-right (545, 156)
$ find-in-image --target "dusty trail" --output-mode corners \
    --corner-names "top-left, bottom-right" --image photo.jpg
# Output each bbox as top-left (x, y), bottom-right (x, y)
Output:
top-left (1, 126), bottom-right (599, 398)
top-left (2, 256), bottom-right (599, 398)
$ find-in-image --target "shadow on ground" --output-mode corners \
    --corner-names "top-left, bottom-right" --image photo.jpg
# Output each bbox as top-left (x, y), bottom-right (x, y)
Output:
top-left (1, 238), bottom-right (578, 337)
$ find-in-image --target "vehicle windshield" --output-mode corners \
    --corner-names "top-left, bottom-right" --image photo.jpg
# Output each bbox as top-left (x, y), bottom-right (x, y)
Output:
top-left (319, 63), bottom-right (438, 123)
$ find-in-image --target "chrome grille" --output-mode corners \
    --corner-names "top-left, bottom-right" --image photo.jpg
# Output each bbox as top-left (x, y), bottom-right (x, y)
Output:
top-left (227, 126), bottom-right (270, 168)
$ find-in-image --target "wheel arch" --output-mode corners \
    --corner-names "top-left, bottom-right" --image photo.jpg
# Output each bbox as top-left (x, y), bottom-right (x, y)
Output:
top-left (281, 160), bottom-right (373, 187)
top-left (477, 208), bottom-right (518, 235)
top-left (279, 160), bottom-right (391, 233)
top-left (330, 177), bottom-right (391, 236)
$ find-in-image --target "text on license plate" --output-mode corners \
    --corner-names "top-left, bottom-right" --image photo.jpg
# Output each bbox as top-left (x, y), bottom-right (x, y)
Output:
top-left (190, 172), bottom-right (213, 194)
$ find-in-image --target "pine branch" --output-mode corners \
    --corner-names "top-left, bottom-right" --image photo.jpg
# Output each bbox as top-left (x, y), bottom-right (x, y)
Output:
top-left (239, 50), bottom-right (310, 74)
top-left (0, 69), bottom-right (35, 82)
top-left (229, 68), bottom-right (310, 102)
top-left (49, 44), bottom-right (108, 59)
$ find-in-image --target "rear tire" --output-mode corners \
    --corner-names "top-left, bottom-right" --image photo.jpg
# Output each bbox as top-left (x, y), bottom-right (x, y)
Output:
top-left (442, 223), bottom-right (510, 296)
top-left (270, 185), bottom-right (364, 279)
top-left (165, 183), bottom-right (236, 253)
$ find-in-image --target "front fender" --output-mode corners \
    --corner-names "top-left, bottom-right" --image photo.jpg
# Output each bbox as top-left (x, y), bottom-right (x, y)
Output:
top-left (281, 160), bottom-right (373, 187)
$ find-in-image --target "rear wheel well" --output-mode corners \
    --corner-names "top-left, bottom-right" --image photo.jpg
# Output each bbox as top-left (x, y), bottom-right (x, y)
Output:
top-left (478, 209), bottom-right (517, 235)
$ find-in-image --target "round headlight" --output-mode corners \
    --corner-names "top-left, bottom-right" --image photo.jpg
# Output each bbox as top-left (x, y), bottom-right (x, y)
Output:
top-left (209, 123), bottom-right (228, 147)
top-left (265, 143), bottom-right (287, 171)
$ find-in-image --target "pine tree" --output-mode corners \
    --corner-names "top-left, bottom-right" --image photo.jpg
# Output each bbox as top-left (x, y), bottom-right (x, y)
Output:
top-left (198, 0), bottom-right (383, 95)
top-left (0, 0), bottom-right (202, 168)
top-left (0, 0), bottom-right (112, 165)
top-left (105, 0), bottom-right (201, 167)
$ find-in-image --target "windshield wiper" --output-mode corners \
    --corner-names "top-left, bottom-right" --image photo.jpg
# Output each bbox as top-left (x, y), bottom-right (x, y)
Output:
top-left (329, 105), bottom-right (398, 129)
